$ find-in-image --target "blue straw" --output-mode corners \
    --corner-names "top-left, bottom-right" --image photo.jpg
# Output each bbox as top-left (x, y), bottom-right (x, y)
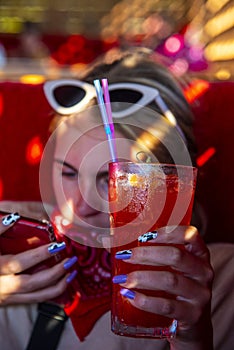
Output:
top-left (101, 78), bottom-right (115, 134)
top-left (102, 78), bottom-right (117, 158)
top-left (93, 79), bottom-right (117, 162)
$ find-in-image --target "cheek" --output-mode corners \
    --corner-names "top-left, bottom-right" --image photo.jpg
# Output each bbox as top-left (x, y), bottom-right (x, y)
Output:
top-left (53, 179), bottom-right (81, 221)
top-left (52, 171), bottom-right (79, 207)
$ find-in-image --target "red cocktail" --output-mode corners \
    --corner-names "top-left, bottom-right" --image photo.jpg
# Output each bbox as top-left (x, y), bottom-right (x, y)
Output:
top-left (109, 162), bottom-right (197, 338)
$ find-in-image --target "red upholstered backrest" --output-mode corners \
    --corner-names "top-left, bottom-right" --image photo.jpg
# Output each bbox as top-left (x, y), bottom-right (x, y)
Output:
top-left (191, 81), bottom-right (234, 244)
top-left (0, 82), bottom-right (52, 201)
top-left (0, 80), bottom-right (233, 244)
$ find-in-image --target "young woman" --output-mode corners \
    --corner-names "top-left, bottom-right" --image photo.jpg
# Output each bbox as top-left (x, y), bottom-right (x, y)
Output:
top-left (0, 49), bottom-right (233, 350)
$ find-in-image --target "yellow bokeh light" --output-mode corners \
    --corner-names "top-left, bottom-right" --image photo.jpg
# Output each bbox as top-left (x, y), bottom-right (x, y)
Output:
top-left (215, 69), bottom-right (231, 80)
top-left (20, 75), bottom-right (45, 84)
top-left (204, 6), bottom-right (234, 38)
top-left (205, 39), bottom-right (234, 61)
top-left (206, 0), bottom-right (230, 14)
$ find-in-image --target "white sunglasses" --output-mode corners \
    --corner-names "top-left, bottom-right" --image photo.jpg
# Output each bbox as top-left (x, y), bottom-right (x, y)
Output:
top-left (43, 79), bottom-right (185, 140)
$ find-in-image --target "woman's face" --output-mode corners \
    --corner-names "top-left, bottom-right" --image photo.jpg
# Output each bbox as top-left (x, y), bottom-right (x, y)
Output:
top-left (52, 116), bottom-right (133, 232)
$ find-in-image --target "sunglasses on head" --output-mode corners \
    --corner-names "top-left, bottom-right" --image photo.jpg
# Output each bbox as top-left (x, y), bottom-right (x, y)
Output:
top-left (43, 79), bottom-right (186, 141)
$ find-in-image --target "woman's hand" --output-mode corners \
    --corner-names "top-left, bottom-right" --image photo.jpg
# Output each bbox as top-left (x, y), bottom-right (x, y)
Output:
top-left (114, 226), bottom-right (214, 349)
top-left (0, 214), bottom-right (78, 305)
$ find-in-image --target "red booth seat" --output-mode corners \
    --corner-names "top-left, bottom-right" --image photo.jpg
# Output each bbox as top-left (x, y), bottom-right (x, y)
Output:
top-left (0, 80), bottom-right (233, 244)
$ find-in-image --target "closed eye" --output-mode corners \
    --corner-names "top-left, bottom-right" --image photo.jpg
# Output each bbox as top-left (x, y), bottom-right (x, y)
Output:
top-left (54, 159), bottom-right (78, 179)
top-left (62, 170), bottom-right (77, 178)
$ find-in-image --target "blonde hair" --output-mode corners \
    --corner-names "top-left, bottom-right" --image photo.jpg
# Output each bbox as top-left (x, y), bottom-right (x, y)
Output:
top-left (82, 48), bottom-right (197, 165)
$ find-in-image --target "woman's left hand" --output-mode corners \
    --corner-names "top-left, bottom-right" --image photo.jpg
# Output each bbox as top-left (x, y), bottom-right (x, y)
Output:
top-left (115, 226), bottom-right (214, 349)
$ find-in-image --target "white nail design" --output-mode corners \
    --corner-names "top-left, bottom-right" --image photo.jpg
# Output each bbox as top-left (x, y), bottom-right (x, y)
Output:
top-left (2, 213), bottom-right (20, 226)
top-left (138, 231), bottom-right (158, 242)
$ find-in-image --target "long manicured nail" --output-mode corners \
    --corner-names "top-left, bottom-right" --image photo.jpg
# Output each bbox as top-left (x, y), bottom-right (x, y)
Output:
top-left (48, 242), bottom-right (66, 255)
top-left (66, 270), bottom-right (78, 284)
top-left (112, 274), bottom-right (127, 284)
top-left (115, 250), bottom-right (132, 260)
top-left (138, 231), bottom-right (158, 243)
top-left (2, 212), bottom-right (20, 226)
top-left (64, 256), bottom-right (78, 270)
top-left (120, 288), bottom-right (135, 300)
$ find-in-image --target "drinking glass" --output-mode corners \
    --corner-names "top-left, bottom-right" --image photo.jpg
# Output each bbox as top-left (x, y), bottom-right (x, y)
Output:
top-left (109, 162), bottom-right (197, 338)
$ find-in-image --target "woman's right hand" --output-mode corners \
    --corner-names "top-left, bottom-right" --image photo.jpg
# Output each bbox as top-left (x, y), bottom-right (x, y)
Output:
top-left (0, 214), bottom-right (78, 306)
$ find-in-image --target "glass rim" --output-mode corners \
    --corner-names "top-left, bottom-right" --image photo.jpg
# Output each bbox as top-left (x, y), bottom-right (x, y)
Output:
top-left (109, 161), bottom-right (197, 171)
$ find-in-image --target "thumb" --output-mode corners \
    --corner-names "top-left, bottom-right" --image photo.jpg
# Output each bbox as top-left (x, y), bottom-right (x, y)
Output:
top-left (0, 212), bottom-right (20, 236)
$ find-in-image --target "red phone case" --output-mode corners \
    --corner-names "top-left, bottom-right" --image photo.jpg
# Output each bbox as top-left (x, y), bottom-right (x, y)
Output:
top-left (0, 211), bottom-right (65, 273)
top-left (0, 211), bottom-right (80, 308)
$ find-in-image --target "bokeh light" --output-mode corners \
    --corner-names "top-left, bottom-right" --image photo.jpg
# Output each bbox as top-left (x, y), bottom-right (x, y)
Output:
top-left (164, 35), bottom-right (184, 55)
top-left (183, 79), bottom-right (210, 103)
top-left (0, 177), bottom-right (3, 200)
top-left (0, 93), bottom-right (3, 117)
top-left (20, 75), bottom-right (45, 84)
top-left (26, 136), bottom-right (43, 165)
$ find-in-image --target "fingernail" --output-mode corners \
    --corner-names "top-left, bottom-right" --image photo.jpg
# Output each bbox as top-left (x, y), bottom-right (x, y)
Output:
top-left (64, 256), bottom-right (78, 270)
top-left (2, 212), bottom-right (20, 226)
top-left (120, 288), bottom-right (135, 300)
top-left (48, 242), bottom-right (66, 255)
top-left (115, 250), bottom-right (132, 260)
top-left (66, 270), bottom-right (78, 284)
top-left (185, 244), bottom-right (192, 252)
top-left (112, 274), bottom-right (127, 284)
top-left (138, 231), bottom-right (158, 243)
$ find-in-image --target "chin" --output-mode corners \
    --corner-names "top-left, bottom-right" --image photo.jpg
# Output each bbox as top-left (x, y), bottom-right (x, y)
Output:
top-left (64, 215), bottom-right (110, 248)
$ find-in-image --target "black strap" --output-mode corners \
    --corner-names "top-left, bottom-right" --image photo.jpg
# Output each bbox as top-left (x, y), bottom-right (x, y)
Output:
top-left (25, 302), bottom-right (68, 350)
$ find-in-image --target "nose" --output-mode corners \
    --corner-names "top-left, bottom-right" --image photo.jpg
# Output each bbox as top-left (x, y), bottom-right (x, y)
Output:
top-left (75, 178), bottom-right (100, 218)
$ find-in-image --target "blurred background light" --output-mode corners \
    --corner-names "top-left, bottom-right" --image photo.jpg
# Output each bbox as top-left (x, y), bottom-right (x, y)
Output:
top-left (26, 136), bottom-right (43, 165)
top-left (205, 37), bottom-right (234, 60)
top-left (215, 68), bottom-right (231, 79)
top-left (183, 79), bottom-right (210, 103)
top-left (205, 0), bottom-right (230, 13)
top-left (204, 4), bottom-right (234, 37)
top-left (0, 0), bottom-right (233, 80)
top-left (0, 178), bottom-right (3, 200)
top-left (20, 74), bottom-right (45, 84)
top-left (164, 35), bottom-right (184, 55)
top-left (169, 58), bottom-right (189, 76)
top-left (0, 93), bottom-right (3, 117)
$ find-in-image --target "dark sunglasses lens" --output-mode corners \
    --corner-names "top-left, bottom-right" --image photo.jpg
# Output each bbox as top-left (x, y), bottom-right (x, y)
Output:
top-left (109, 89), bottom-right (143, 111)
top-left (54, 86), bottom-right (86, 108)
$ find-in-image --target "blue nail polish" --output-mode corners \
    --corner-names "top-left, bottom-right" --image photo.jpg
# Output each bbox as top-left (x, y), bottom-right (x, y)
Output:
top-left (2, 213), bottom-right (20, 226)
top-left (138, 231), bottom-right (158, 243)
top-left (64, 256), bottom-right (78, 270)
top-left (115, 250), bottom-right (132, 260)
top-left (66, 270), bottom-right (78, 284)
top-left (112, 274), bottom-right (127, 284)
top-left (120, 288), bottom-right (135, 300)
top-left (48, 242), bottom-right (66, 254)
